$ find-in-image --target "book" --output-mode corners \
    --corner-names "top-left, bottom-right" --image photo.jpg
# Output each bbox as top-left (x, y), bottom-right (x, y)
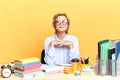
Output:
top-left (14, 57), bottom-right (40, 64)
top-left (14, 67), bottom-right (40, 74)
top-left (15, 63), bottom-right (42, 70)
top-left (15, 61), bottom-right (41, 67)
top-left (15, 70), bottom-right (42, 78)
top-left (41, 64), bottom-right (64, 75)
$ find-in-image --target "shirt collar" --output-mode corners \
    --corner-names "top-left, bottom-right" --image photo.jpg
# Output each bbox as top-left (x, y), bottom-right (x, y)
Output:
top-left (54, 34), bottom-right (68, 40)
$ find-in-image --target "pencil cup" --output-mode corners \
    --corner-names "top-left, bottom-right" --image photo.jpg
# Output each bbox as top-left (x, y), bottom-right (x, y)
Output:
top-left (71, 58), bottom-right (79, 72)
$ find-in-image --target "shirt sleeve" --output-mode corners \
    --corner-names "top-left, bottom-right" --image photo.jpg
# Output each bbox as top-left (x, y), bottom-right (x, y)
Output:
top-left (44, 39), bottom-right (55, 66)
top-left (68, 37), bottom-right (80, 61)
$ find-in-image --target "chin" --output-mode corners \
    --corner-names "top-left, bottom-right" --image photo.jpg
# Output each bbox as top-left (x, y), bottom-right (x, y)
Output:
top-left (58, 30), bottom-right (66, 33)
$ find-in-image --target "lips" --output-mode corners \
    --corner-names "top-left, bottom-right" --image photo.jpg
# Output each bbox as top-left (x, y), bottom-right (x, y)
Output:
top-left (59, 27), bottom-right (64, 28)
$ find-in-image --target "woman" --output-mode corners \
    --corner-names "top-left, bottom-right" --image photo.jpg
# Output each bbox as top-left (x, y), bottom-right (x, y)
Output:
top-left (44, 13), bottom-right (80, 65)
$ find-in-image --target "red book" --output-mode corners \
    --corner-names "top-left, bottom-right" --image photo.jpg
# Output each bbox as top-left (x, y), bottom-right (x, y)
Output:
top-left (14, 67), bottom-right (40, 74)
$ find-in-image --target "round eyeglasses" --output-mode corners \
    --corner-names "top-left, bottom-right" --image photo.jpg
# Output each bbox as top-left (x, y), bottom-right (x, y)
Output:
top-left (56, 20), bottom-right (68, 26)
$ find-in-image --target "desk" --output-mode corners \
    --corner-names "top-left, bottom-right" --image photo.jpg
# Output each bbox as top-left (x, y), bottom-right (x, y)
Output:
top-left (1, 64), bottom-right (120, 80)
top-left (1, 71), bottom-right (120, 80)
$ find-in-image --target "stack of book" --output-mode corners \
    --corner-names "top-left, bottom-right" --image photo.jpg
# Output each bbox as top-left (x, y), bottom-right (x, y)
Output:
top-left (14, 57), bottom-right (42, 78)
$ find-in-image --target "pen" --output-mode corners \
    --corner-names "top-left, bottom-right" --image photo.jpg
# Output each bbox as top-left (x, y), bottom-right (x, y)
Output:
top-left (81, 57), bottom-right (83, 64)
top-left (84, 57), bottom-right (89, 64)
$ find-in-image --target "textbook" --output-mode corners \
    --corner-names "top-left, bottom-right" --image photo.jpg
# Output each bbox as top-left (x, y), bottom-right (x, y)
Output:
top-left (14, 67), bottom-right (40, 74)
top-left (15, 63), bottom-right (42, 70)
top-left (14, 57), bottom-right (40, 64)
top-left (15, 61), bottom-right (41, 67)
top-left (15, 70), bottom-right (42, 78)
top-left (14, 57), bottom-right (42, 78)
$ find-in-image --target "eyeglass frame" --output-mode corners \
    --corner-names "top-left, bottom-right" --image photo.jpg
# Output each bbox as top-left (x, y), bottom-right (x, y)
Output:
top-left (55, 20), bottom-right (68, 26)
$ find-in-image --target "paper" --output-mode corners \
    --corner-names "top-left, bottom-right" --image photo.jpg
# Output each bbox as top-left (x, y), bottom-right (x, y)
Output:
top-left (40, 64), bottom-right (64, 73)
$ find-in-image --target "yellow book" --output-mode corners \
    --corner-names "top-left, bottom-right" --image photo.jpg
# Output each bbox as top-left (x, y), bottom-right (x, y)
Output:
top-left (15, 57), bottom-right (40, 64)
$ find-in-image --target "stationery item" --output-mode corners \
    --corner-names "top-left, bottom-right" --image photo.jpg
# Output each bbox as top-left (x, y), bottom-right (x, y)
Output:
top-left (115, 42), bottom-right (120, 60)
top-left (108, 40), bottom-right (119, 76)
top-left (14, 57), bottom-right (42, 78)
top-left (108, 48), bottom-right (115, 60)
top-left (71, 58), bottom-right (79, 72)
top-left (55, 63), bottom-right (72, 67)
top-left (112, 54), bottom-right (116, 76)
top-left (108, 48), bottom-right (115, 75)
top-left (40, 64), bottom-right (64, 75)
top-left (15, 63), bottom-right (42, 70)
top-left (64, 67), bottom-right (73, 74)
top-left (107, 40), bottom-right (115, 60)
top-left (80, 56), bottom-right (89, 73)
top-left (97, 39), bottom-right (109, 75)
top-left (14, 67), bottom-right (40, 74)
top-left (82, 64), bottom-right (94, 72)
top-left (100, 41), bottom-right (111, 75)
top-left (101, 41), bottom-right (111, 60)
top-left (84, 57), bottom-right (89, 64)
top-left (14, 57), bottom-right (40, 65)
top-left (81, 57), bottom-right (83, 64)
top-left (74, 71), bottom-right (80, 76)
top-left (80, 57), bottom-right (89, 64)
top-left (116, 53), bottom-right (120, 76)
top-left (97, 39), bottom-right (120, 76)
top-left (15, 70), bottom-right (42, 78)
top-left (98, 39), bottom-right (109, 59)
top-left (21, 62), bottom-right (41, 67)
top-left (111, 42), bottom-right (120, 76)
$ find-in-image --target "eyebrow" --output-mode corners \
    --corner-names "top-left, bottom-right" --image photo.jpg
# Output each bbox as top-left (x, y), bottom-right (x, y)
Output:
top-left (56, 20), bottom-right (67, 21)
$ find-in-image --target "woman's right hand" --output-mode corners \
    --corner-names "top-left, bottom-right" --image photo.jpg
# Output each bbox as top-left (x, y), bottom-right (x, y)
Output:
top-left (49, 40), bottom-right (64, 48)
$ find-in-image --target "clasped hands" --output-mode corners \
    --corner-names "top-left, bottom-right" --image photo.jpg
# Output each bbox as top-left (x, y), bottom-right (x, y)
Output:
top-left (50, 40), bottom-right (74, 49)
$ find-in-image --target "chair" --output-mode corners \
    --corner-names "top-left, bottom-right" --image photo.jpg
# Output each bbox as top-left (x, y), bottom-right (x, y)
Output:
top-left (41, 49), bottom-right (46, 64)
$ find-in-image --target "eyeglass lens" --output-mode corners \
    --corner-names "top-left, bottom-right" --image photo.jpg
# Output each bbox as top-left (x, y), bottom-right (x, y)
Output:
top-left (56, 20), bottom-right (68, 25)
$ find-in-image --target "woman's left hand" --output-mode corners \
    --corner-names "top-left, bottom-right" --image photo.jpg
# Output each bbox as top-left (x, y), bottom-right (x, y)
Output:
top-left (62, 40), bottom-right (74, 49)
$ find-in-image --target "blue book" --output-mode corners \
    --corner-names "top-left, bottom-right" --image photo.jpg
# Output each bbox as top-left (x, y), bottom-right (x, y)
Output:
top-left (15, 70), bottom-right (42, 77)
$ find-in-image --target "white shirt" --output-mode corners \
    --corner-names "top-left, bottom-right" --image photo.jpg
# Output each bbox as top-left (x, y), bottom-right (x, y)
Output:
top-left (44, 34), bottom-right (80, 65)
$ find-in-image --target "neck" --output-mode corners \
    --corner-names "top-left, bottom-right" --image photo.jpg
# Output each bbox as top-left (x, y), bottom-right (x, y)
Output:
top-left (56, 32), bottom-right (67, 40)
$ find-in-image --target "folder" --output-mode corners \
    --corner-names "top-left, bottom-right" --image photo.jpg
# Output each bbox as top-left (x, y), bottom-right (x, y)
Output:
top-left (115, 42), bottom-right (120, 60)
top-left (97, 40), bottom-right (109, 74)
top-left (116, 53), bottom-right (120, 76)
top-left (101, 41), bottom-right (111, 75)
top-left (112, 54), bottom-right (116, 76)
top-left (112, 41), bottom-right (120, 76)
top-left (108, 48), bottom-right (115, 59)
top-left (108, 48), bottom-right (115, 75)
top-left (98, 39), bottom-right (109, 59)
